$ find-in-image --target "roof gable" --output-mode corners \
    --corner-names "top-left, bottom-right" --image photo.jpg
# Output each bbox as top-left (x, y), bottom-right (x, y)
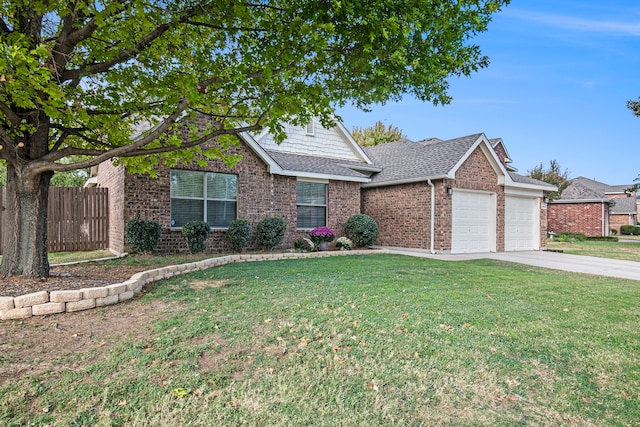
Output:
top-left (253, 119), bottom-right (371, 163)
top-left (238, 120), bottom-right (377, 182)
top-left (364, 133), bottom-right (509, 186)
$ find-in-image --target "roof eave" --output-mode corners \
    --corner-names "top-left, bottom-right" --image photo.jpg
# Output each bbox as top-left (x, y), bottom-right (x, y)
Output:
top-left (277, 170), bottom-right (372, 183)
top-left (362, 175), bottom-right (448, 188)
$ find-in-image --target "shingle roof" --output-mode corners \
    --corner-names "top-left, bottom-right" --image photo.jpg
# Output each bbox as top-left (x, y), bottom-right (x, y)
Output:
top-left (560, 176), bottom-right (634, 200)
top-left (508, 172), bottom-right (557, 189)
top-left (610, 197), bottom-right (638, 215)
top-left (265, 150), bottom-right (374, 179)
top-left (363, 134), bottom-right (483, 184)
top-left (559, 181), bottom-right (603, 200)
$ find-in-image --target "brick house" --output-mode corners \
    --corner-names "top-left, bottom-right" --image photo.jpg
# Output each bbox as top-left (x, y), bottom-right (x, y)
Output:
top-left (361, 134), bottom-right (555, 254)
top-left (548, 176), bottom-right (638, 236)
top-left (91, 119), bottom-right (378, 253)
top-left (92, 120), bottom-right (555, 254)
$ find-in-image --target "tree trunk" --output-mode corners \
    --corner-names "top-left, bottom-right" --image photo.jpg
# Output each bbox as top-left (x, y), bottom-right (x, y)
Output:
top-left (0, 164), bottom-right (52, 278)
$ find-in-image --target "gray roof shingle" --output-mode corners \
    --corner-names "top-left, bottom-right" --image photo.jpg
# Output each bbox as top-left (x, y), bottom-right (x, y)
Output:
top-left (508, 172), bottom-right (557, 189)
top-left (363, 134), bottom-right (483, 184)
top-left (560, 176), bottom-right (634, 200)
top-left (265, 150), bottom-right (374, 179)
top-left (610, 197), bottom-right (638, 214)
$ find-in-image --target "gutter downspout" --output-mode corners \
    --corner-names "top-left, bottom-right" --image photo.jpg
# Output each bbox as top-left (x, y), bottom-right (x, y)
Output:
top-left (428, 179), bottom-right (436, 254)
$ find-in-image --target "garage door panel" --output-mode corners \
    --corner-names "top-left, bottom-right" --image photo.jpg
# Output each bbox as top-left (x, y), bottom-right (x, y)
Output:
top-left (505, 196), bottom-right (539, 251)
top-left (451, 191), bottom-right (494, 254)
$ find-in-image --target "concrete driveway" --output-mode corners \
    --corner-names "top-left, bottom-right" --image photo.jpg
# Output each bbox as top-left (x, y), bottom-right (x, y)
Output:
top-left (381, 247), bottom-right (640, 282)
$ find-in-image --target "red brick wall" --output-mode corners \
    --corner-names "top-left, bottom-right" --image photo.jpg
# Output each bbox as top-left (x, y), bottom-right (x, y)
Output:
top-left (361, 182), bottom-right (431, 248)
top-left (547, 202), bottom-right (608, 236)
top-left (96, 161), bottom-right (125, 253)
top-left (610, 213), bottom-right (636, 234)
top-left (540, 198), bottom-right (549, 248)
top-left (99, 136), bottom-right (361, 253)
top-left (492, 143), bottom-right (508, 166)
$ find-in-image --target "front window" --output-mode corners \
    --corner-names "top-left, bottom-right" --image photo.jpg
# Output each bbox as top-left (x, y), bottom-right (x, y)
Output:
top-left (297, 181), bottom-right (327, 229)
top-left (170, 170), bottom-right (237, 228)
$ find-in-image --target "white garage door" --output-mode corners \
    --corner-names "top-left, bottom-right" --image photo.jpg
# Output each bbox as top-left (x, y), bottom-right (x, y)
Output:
top-left (451, 191), bottom-right (494, 254)
top-left (505, 196), bottom-right (539, 251)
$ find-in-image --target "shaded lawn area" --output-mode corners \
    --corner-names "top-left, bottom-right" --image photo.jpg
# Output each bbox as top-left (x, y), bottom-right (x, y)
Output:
top-left (547, 240), bottom-right (640, 262)
top-left (1, 254), bottom-right (639, 426)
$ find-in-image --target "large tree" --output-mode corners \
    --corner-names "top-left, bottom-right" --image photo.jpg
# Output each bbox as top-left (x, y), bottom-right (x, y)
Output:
top-left (351, 121), bottom-right (406, 146)
top-left (528, 160), bottom-right (570, 202)
top-left (0, 0), bottom-right (509, 278)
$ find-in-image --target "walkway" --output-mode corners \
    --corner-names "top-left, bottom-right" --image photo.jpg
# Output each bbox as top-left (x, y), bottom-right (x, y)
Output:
top-left (381, 247), bottom-right (640, 282)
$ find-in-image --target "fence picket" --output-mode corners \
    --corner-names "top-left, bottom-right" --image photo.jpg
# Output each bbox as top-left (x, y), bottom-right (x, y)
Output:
top-left (0, 186), bottom-right (109, 254)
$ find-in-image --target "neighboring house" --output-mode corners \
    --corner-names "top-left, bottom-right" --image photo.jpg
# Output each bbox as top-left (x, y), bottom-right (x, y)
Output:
top-left (361, 134), bottom-right (555, 254)
top-left (92, 119), bottom-right (555, 254)
top-left (548, 176), bottom-right (638, 236)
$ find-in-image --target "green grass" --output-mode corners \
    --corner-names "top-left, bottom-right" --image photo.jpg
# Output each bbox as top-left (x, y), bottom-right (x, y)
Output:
top-left (2, 254), bottom-right (639, 426)
top-left (548, 240), bottom-right (640, 262)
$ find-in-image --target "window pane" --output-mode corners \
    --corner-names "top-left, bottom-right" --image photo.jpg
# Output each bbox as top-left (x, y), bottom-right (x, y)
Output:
top-left (207, 173), bottom-right (237, 200)
top-left (297, 205), bottom-right (326, 229)
top-left (297, 182), bottom-right (326, 205)
top-left (171, 170), bottom-right (203, 197)
top-left (207, 201), bottom-right (237, 227)
top-left (171, 199), bottom-right (204, 227)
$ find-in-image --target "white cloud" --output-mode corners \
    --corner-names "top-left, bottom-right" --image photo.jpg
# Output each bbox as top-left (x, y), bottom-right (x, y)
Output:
top-left (505, 9), bottom-right (640, 36)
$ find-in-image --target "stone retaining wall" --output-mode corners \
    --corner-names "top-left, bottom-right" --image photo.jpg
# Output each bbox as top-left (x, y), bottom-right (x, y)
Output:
top-left (0, 249), bottom-right (384, 320)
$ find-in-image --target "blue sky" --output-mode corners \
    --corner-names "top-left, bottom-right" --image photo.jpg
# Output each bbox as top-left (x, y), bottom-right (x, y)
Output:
top-left (337, 0), bottom-right (640, 185)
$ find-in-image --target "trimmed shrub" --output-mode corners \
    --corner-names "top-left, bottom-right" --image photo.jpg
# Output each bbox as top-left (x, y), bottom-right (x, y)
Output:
top-left (181, 221), bottom-right (211, 253)
top-left (344, 214), bottom-right (379, 247)
top-left (554, 232), bottom-right (586, 242)
top-left (225, 218), bottom-right (253, 252)
top-left (335, 236), bottom-right (353, 250)
top-left (620, 225), bottom-right (635, 235)
top-left (634, 226), bottom-right (640, 236)
top-left (256, 217), bottom-right (287, 250)
top-left (294, 238), bottom-right (315, 252)
top-left (125, 218), bottom-right (162, 253)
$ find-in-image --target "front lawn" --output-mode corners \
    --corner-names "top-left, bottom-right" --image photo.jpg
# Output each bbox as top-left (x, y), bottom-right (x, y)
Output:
top-left (1, 254), bottom-right (639, 426)
top-left (547, 240), bottom-right (640, 262)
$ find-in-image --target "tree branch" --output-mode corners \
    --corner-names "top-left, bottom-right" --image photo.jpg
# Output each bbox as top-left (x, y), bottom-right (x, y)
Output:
top-left (0, 101), bottom-right (22, 126)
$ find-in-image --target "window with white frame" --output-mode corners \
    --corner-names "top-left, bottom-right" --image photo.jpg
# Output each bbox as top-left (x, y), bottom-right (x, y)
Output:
top-left (170, 170), bottom-right (237, 228)
top-left (296, 180), bottom-right (327, 229)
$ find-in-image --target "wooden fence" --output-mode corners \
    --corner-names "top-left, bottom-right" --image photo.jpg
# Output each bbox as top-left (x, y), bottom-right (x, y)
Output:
top-left (0, 187), bottom-right (109, 254)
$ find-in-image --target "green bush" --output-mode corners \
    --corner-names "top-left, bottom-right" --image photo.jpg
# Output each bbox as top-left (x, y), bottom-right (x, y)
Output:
top-left (125, 218), bottom-right (162, 253)
top-left (256, 217), bottom-right (287, 250)
top-left (344, 214), bottom-right (379, 247)
top-left (634, 226), bottom-right (640, 236)
top-left (181, 221), bottom-right (211, 253)
top-left (225, 218), bottom-right (253, 252)
top-left (610, 228), bottom-right (618, 236)
top-left (553, 232), bottom-right (587, 242)
top-left (294, 238), bottom-right (315, 252)
top-left (620, 225), bottom-right (635, 235)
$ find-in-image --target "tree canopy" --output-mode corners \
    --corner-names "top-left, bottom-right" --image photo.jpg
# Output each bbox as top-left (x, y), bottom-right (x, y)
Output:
top-left (352, 121), bottom-right (406, 146)
top-left (0, 0), bottom-right (509, 277)
top-left (628, 97), bottom-right (640, 117)
top-left (528, 160), bottom-right (570, 202)
top-left (1, 0), bottom-right (509, 176)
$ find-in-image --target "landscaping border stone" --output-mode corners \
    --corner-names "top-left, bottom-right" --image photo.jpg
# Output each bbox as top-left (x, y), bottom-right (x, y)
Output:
top-left (0, 249), bottom-right (385, 320)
